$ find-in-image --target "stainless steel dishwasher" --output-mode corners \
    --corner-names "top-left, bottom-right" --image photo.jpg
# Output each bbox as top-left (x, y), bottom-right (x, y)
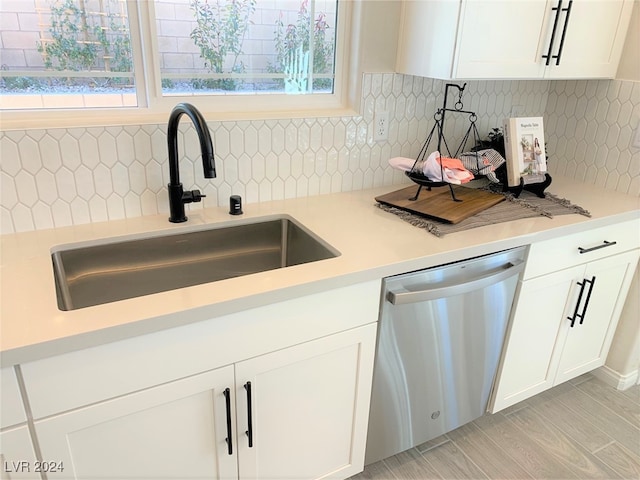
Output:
top-left (365, 247), bottom-right (526, 464)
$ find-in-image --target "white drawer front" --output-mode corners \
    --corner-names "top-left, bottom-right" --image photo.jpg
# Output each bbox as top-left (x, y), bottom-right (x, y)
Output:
top-left (21, 281), bottom-right (380, 419)
top-left (525, 219), bottom-right (640, 279)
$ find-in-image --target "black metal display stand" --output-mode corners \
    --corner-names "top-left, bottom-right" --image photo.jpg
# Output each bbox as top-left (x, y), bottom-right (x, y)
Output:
top-left (494, 160), bottom-right (553, 199)
top-left (408, 82), bottom-right (552, 201)
top-left (510, 173), bottom-right (552, 198)
top-left (407, 83), bottom-right (483, 202)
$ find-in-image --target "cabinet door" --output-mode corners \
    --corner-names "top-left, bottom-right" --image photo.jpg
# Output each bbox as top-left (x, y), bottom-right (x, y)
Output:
top-left (554, 250), bottom-right (640, 384)
top-left (1, 367), bottom-right (26, 429)
top-left (489, 265), bottom-right (583, 413)
top-left (235, 324), bottom-right (376, 480)
top-left (549, 0), bottom-right (632, 78)
top-left (1, 426), bottom-right (39, 480)
top-left (34, 366), bottom-right (238, 480)
top-left (454, 0), bottom-right (552, 78)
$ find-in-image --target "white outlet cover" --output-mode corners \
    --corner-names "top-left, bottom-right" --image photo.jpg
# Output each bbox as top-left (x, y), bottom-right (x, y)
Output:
top-left (374, 111), bottom-right (389, 142)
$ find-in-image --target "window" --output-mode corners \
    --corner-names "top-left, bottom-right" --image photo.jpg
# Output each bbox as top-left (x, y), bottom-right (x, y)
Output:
top-left (0, 0), bottom-right (136, 110)
top-left (155, 0), bottom-right (337, 96)
top-left (0, 0), bottom-right (347, 123)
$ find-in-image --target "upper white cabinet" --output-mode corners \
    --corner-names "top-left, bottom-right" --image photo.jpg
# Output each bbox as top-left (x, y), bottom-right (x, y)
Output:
top-left (396, 0), bottom-right (634, 80)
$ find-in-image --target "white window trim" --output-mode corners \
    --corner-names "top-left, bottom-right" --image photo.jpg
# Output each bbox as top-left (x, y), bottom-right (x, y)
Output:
top-left (0, 0), bottom-right (361, 131)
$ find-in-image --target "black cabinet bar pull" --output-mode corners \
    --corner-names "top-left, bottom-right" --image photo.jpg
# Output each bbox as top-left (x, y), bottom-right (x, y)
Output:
top-left (567, 276), bottom-right (587, 327)
top-left (578, 240), bottom-right (617, 254)
top-left (567, 276), bottom-right (596, 327)
top-left (578, 276), bottom-right (596, 325)
top-left (244, 381), bottom-right (254, 448)
top-left (223, 387), bottom-right (233, 455)
top-left (552, 0), bottom-right (573, 65)
top-left (542, 0), bottom-right (563, 66)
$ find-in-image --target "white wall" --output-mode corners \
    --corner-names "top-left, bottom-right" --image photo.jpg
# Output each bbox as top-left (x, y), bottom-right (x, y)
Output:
top-left (608, 0), bottom-right (640, 385)
top-left (604, 270), bottom-right (640, 385)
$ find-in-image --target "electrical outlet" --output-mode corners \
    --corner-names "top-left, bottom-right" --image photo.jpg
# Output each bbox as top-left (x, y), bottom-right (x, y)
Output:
top-left (374, 111), bottom-right (389, 142)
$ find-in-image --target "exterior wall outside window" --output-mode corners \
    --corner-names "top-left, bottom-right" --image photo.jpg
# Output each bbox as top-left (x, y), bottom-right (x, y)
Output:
top-left (0, 0), bottom-right (339, 107)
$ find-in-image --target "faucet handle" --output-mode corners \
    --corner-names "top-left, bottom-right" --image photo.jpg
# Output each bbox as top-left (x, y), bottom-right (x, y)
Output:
top-left (182, 189), bottom-right (206, 204)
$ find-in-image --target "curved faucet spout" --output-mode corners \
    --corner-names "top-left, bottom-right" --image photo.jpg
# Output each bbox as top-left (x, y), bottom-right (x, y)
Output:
top-left (168, 102), bottom-right (216, 182)
top-left (166, 103), bottom-right (217, 223)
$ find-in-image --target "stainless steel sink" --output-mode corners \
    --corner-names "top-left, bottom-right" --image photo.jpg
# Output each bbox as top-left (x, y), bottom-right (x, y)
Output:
top-left (52, 216), bottom-right (339, 311)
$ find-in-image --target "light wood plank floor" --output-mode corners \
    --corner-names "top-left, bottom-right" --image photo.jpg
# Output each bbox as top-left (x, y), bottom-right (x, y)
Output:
top-left (352, 374), bottom-right (640, 480)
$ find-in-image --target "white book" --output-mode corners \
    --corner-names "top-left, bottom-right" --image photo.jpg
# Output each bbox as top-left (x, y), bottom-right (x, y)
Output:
top-left (503, 117), bottom-right (547, 187)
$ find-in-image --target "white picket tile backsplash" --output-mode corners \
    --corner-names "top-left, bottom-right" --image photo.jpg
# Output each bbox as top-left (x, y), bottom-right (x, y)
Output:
top-left (545, 79), bottom-right (640, 196)
top-left (1, 74), bottom-right (638, 234)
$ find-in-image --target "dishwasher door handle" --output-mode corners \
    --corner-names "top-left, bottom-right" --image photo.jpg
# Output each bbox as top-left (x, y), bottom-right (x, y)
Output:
top-left (387, 260), bottom-right (525, 305)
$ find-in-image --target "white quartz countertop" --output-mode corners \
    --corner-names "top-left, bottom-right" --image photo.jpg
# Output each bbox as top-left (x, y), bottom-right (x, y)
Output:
top-left (2, 176), bottom-right (639, 365)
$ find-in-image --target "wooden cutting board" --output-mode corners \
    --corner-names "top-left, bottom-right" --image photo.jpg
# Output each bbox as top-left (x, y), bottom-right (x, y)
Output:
top-left (375, 184), bottom-right (505, 224)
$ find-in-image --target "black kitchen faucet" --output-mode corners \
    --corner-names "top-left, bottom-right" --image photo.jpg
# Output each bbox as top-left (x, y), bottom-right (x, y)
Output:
top-left (166, 102), bottom-right (216, 223)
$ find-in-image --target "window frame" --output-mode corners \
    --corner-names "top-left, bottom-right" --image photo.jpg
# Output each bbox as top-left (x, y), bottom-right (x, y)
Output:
top-left (0, 0), bottom-right (357, 131)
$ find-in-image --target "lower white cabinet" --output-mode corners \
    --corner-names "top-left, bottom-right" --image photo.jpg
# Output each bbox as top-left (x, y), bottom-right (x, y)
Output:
top-left (490, 264), bottom-right (582, 408)
top-left (33, 324), bottom-right (376, 480)
top-left (1, 426), bottom-right (39, 480)
top-left (554, 251), bottom-right (640, 384)
top-left (1, 367), bottom-right (38, 480)
top-left (34, 366), bottom-right (238, 480)
top-left (491, 248), bottom-right (639, 412)
top-left (235, 325), bottom-right (375, 480)
top-left (1, 367), bottom-right (27, 429)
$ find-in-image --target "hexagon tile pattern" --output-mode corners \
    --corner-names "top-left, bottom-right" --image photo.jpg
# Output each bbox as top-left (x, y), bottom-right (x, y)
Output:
top-left (545, 79), bottom-right (640, 196)
top-left (3, 74), bottom-right (636, 234)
